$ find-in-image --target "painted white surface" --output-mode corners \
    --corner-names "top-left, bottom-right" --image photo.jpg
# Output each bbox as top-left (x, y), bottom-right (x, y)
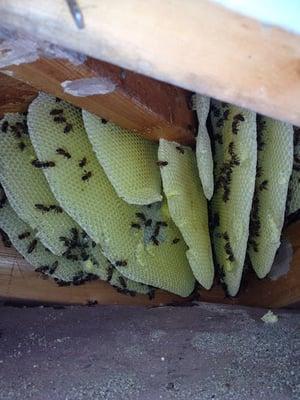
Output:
top-left (214, 0), bottom-right (300, 34)
top-left (61, 77), bottom-right (117, 96)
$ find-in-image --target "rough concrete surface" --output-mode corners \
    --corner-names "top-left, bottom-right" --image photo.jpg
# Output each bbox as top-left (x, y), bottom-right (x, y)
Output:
top-left (0, 302), bottom-right (299, 400)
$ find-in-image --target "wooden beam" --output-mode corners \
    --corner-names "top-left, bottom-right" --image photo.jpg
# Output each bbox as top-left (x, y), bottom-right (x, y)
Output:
top-left (0, 51), bottom-right (195, 145)
top-left (0, 0), bottom-right (300, 126)
top-left (0, 74), bottom-right (37, 117)
top-left (1, 221), bottom-right (299, 308)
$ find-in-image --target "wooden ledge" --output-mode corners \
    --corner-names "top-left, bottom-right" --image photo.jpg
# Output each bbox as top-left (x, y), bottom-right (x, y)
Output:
top-left (1, 221), bottom-right (299, 308)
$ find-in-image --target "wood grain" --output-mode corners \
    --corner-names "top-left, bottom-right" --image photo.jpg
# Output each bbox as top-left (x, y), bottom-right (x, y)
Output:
top-left (0, 0), bottom-right (300, 126)
top-left (0, 74), bottom-right (37, 117)
top-left (1, 221), bottom-right (299, 308)
top-left (0, 57), bottom-right (196, 145)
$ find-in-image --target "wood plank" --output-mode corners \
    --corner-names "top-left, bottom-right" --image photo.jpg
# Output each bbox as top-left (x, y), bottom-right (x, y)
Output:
top-left (1, 221), bottom-right (299, 308)
top-left (0, 0), bottom-right (300, 126)
top-left (0, 52), bottom-right (195, 145)
top-left (0, 74), bottom-right (37, 117)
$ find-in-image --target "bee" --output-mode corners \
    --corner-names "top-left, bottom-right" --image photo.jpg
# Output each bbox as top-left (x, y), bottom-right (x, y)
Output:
top-left (17, 141), bottom-right (26, 151)
top-left (256, 166), bottom-right (263, 178)
top-left (224, 242), bottom-right (233, 255)
top-left (176, 146), bottom-right (185, 154)
top-left (223, 109), bottom-right (230, 120)
top-left (48, 205), bottom-right (63, 213)
top-left (64, 123), bottom-right (73, 133)
top-left (1, 120), bottom-right (9, 133)
top-left (172, 238), bottom-right (180, 244)
top-left (27, 239), bottom-right (37, 254)
top-left (31, 159), bottom-right (43, 168)
top-left (259, 180), bottom-right (268, 191)
top-left (151, 236), bottom-right (159, 246)
top-left (231, 154), bottom-right (240, 166)
top-left (0, 229), bottom-right (11, 247)
top-left (223, 231), bottom-right (229, 241)
top-left (81, 171), bottom-right (92, 181)
top-left (18, 231), bottom-right (31, 240)
top-left (50, 109), bottom-right (63, 115)
top-left (101, 118), bottom-right (108, 124)
top-left (216, 118), bottom-right (224, 128)
top-left (81, 230), bottom-right (88, 239)
top-left (115, 260), bottom-right (128, 267)
top-left (156, 221), bottom-right (167, 227)
top-left (249, 239), bottom-right (259, 252)
top-left (35, 204), bottom-right (50, 212)
top-left (135, 212), bottom-right (146, 221)
top-left (214, 133), bottom-right (223, 144)
top-left (49, 261), bottom-right (59, 274)
top-left (234, 113), bottom-right (245, 122)
top-left (70, 227), bottom-right (79, 241)
top-left (55, 279), bottom-right (71, 287)
top-left (153, 225), bottom-right (160, 237)
top-left (257, 117), bottom-right (266, 146)
top-left (294, 155), bottom-right (300, 164)
top-left (293, 164), bottom-right (300, 171)
top-left (73, 272), bottom-right (85, 285)
top-left (145, 219), bottom-right (152, 227)
top-left (87, 300), bottom-right (98, 306)
top-left (60, 236), bottom-right (69, 244)
top-left (228, 141), bottom-right (235, 156)
top-left (65, 254), bottom-right (78, 261)
top-left (106, 265), bottom-right (114, 282)
top-left (53, 116), bottom-right (66, 123)
top-left (81, 251), bottom-right (89, 261)
top-left (116, 287), bottom-right (134, 296)
top-left (131, 223), bottom-right (141, 229)
top-left (222, 188), bottom-right (230, 202)
top-left (10, 124), bottom-right (23, 138)
top-left (216, 263), bottom-right (225, 281)
top-left (56, 148), bottom-right (71, 159)
top-left (78, 157), bottom-right (87, 168)
top-left (148, 287), bottom-right (156, 300)
top-left (0, 191), bottom-right (7, 209)
top-left (294, 127), bottom-right (300, 146)
top-left (211, 104), bottom-right (221, 118)
top-left (118, 276), bottom-right (127, 288)
top-left (35, 265), bottom-right (49, 273)
top-left (156, 161), bottom-right (168, 167)
top-left (212, 213), bottom-right (220, 227)
top-left (232, 120), bottom-right (239, 135)
top-left (31, 159), bottom-right (55, 168)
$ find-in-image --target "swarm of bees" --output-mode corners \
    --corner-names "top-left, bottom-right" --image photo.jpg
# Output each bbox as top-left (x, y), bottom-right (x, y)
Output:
top-left (0, 92), bottom-right (298, 299)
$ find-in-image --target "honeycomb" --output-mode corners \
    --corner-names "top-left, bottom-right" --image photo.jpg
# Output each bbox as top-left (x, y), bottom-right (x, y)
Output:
top-left (82, 110), bottom-right (162, 205)
top-left (158, 139), bottom-right (214, 289)
top-left (193, 94), bottom-right (214, 200)
top-left (247, 116), bottom-right (293, 278)
top-left (0, 184), bottom-right (155, 294)
top-left (0, 112), bottom-right (83, 255)
top-left (210, 100), bottom-right (257, 296)
top-left (0, 198), bottom-right (83, 282)
top-left (83, 248), bottom-right (153, 296)
top-left (27, 93), bottom-right (195, 296)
